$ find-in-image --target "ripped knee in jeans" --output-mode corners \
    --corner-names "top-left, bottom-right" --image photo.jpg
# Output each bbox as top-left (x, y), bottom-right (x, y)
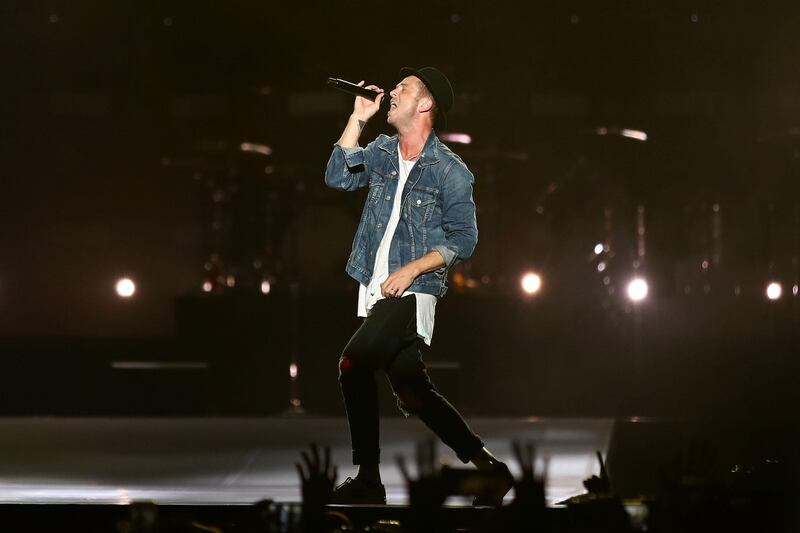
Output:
top-left (338, 356), bottom-right (353, 374)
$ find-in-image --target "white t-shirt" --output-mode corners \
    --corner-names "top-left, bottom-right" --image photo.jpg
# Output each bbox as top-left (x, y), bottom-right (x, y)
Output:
top-left (357, 151), bottom-right (437, 345)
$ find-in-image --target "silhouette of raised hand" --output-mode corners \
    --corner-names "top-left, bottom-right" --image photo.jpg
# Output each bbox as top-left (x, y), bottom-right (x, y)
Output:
top-left (396, 440), bottom-right (449, 510)
top-left (510, 440), bottom-right (547, 510)
top-left (296, 442), bottom-right (338, 506)
top-left (396, 440), bottom-right (449, 532)
top-left (296, 442), bottom-right (338, 531)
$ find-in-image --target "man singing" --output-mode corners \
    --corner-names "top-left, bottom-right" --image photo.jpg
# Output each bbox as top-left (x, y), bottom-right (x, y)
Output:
top-left (324, 67), bottom-right (512, 506)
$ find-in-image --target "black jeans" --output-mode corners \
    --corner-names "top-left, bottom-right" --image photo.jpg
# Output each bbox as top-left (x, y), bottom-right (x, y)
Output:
top-left (338, 294), bottom-right (484, 465)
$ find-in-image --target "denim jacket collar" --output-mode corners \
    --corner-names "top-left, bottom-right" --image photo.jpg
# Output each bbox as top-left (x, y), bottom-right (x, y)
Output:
top-left (376, 129), bottom-right (441, 167)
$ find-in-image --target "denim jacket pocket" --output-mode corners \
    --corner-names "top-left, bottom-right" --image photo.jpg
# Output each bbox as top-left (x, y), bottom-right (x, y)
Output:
top-left (405, 188), bottom-right (438, 226)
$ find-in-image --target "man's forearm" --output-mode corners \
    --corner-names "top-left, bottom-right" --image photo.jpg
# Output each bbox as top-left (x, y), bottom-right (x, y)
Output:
top-left (337, 114), bottom-right (368, 148)
top-left (405, 250), bottom-right (447, 277)
top-left (382, 247), bottom-right (449, 298)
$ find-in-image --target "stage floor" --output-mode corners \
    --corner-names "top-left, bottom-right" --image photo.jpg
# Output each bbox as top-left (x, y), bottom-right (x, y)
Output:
top-left (0, 417), bottom-right (613, 506)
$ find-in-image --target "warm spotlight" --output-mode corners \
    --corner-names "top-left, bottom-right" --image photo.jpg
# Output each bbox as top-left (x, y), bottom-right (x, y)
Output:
top-left (261, 280), bottom-right (271, 294)
top-left (239, 142), bottom-right (272, 156)
top-left (439, 133), bottom-right (472, 144)
top-left (115, 278), bottom-right (136, 298)
top-left (521, 272), bottom-right (542, 295)
top-left (621, 129), bottom-right (648, 142)
top-left (595, 127), bottom-right (648, 142)
top-left (626, 278), bottom-right (648, 302)
top-left (594, 243), bottom-right (604, 255)
top-left (766, 282), bottom-right (782, 301)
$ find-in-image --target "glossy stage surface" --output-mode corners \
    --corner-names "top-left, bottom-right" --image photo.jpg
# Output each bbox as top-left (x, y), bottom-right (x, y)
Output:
top-left (0, 417), bottom-right (612, 506)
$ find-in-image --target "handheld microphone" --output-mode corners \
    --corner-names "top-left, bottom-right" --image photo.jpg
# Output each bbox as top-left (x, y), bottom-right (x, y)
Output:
top-left (327, 78), bottom-right (389, 108)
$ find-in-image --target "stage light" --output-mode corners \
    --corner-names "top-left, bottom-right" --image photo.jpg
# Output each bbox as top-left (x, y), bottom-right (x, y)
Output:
top-left (289, 363), bottom-right (298, 379)
top-left (626, 278), bottom-right (648, 302)
top-left (594, 243), bottom-right (604, 255)
top-left (115, 278), bottom-right (136, 298)
top-left (766, 282), bottom-right (782, 300)
top-left (239, 142), bottom-right (272, 156)
top-left (521, 272), bottom-right (542, 295)
top-left (202, 281), bottom-right (213, 292)
top-left (595, 126), bottom-right (647, 141)
top-left (439, 133), bottom-right (472, 144)
top-left (621, 129), bottom-right (648, 142)
top-left (261, 280), bottom-right (271, 294)
top-left (794, 284), bottom-right (799, 296)
top-left (597, 262), bottom-right (606, 272)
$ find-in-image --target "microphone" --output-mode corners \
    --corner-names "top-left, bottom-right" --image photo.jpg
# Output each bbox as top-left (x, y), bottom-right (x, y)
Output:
top-left (327, 78), bottom-right (389, 108)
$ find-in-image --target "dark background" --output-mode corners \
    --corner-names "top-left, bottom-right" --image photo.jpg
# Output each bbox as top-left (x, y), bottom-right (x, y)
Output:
top-left (1, 1), bottom-right (798, 419)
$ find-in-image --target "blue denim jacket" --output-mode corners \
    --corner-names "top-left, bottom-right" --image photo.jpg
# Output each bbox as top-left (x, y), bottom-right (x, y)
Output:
top-left (324, 131), bottom-right (478, 297)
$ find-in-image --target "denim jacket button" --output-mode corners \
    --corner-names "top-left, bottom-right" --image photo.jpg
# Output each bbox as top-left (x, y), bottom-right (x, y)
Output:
top-left (391, 171), bottom-right (397, 176)
top-left (385, 195), bottom-right (391, 200)
top-left (377, 223), bottom-right (382, 228)
top-left (416, 199), bottom-right (421, 205)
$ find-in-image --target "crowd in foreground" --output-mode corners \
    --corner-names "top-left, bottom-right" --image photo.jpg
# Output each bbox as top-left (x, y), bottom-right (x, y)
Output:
top-left (291, 440), bottom-right (797, 533)
top-left (73, 439), bottom-right (797, 533)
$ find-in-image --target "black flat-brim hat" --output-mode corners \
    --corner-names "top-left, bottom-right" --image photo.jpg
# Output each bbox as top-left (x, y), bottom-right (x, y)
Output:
top-left (399, 66), bottom-right (454, 129)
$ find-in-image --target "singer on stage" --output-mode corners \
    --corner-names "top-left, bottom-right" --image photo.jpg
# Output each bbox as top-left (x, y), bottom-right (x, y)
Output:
top-left (324, 67), bottom-right (513, 506)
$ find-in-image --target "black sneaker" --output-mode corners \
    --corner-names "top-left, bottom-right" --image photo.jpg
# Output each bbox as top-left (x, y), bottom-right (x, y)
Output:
top-left (330, 476), bottom-right (387, 505)
top-left (472, 461), bottom-right (515, 507)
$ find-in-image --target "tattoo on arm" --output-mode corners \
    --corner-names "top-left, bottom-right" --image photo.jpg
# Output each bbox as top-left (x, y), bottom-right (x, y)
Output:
top-left (357, 120), bottom-right (365, 132)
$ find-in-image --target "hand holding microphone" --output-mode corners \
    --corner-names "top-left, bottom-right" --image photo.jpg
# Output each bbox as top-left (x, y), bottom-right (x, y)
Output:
top-left (327, 78), bottom-right (387, 122)
top-left (353, 81), bottom-right (385, 121)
